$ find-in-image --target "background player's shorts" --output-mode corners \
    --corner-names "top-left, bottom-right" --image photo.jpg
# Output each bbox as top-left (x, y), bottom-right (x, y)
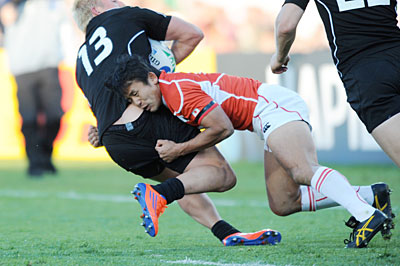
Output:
top-left (252, 84), bottom-right (310, 152)
top-left (102, 108), bottom-right (199, 178)
top-left (341, 46), bottom-right (400, 133)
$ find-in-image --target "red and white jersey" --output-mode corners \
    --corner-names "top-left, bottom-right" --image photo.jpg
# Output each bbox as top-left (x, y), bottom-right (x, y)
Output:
top-left (158, 71), bottom-right (262, 131)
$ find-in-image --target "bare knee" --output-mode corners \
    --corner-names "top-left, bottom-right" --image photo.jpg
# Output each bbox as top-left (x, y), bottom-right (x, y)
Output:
top-left (268, 190), bottom-right (301, 216)
top-left (270, 205), bottom-right (292, 217)
top-left (288, 165), bottom-right (314, 186)
top-left (269, 202), bottom-right (299, 216)
top-left (215, 164), bottom-right (237, 192)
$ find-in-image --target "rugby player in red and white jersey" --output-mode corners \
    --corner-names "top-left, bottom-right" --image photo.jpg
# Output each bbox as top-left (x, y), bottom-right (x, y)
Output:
top-left (72, 0), bottom-right (282, 245)
top-left (107, 54), bottom-right (393, 248)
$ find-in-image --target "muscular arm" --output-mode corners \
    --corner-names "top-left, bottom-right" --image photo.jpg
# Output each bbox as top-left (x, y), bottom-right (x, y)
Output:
top-left (270, 3), bottom-right (305, 74)
top-left (165, 16), bottom-right (204, 64)
top-left (155, 106), bottom-right (234, 162)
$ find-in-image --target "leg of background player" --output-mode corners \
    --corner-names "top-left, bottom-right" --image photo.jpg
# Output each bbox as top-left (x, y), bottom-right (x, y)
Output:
top-left (371, 113), bottom-right (400, 167)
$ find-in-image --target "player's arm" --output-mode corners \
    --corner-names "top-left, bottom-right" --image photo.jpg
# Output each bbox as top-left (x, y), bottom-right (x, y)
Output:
top-left (270, 3), bottom-right (305, 74)
top-left (165, 16), bottom-right (204, 64)
top-left (156, 106), bottom-right (233, 163)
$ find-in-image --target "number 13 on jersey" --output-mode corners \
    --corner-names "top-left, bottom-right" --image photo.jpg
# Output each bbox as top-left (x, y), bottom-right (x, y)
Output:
top-left (78, 27), bottom-right (113, 76)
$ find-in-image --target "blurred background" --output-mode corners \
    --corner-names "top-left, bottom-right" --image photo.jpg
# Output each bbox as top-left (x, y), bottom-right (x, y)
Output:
top-left (0, 0), bottom-right (398, 168)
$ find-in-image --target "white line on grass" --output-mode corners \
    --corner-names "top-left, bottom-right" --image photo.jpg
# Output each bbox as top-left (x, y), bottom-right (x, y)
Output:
top-left (162, 257), bottom-right (277, 266)
top-left (5, 189), bottom-right (389, 214)
top-left (0, 189), bottom-right (268, 207)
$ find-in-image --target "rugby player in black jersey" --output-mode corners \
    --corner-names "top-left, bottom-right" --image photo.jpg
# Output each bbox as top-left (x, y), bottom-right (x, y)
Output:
top-left (72, 0), bottom-right (281, 246)
top-left (270, 0), bottom-right (398, 248)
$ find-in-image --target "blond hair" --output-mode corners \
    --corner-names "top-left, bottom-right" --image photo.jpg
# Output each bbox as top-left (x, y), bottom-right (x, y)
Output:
top-left (72, 0), bottom-right (98, 32)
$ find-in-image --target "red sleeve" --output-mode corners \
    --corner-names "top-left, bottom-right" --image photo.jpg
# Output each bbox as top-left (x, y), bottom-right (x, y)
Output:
top-left (160, 80), bottom-right (218, 126)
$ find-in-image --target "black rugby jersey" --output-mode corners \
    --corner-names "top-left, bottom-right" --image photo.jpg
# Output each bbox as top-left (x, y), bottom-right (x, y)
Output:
top-left (75, 7), bottom-right (171, 142)
top-left (284, 0), bottom-right (400, 75)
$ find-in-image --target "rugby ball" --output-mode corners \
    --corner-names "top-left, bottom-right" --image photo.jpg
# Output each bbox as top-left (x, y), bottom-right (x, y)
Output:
top-left (148, 38), bottom-right (176, 73)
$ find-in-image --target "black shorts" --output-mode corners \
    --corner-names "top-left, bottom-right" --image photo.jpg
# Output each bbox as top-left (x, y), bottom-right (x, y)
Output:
top-left (341, 46), bottom-right (400, 133)
top-left (102, 107), bottom-right (199, 178)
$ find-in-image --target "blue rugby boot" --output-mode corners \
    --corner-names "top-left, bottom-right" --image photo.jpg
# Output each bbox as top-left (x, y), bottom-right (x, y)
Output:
top-left (131, 183), bottom-right (167, 237)
top-left (223, 229), bottom-right (281, 246)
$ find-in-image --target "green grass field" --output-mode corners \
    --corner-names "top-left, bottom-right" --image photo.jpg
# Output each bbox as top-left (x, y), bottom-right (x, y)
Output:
top-left (0, 160), bottom-right (399, 266)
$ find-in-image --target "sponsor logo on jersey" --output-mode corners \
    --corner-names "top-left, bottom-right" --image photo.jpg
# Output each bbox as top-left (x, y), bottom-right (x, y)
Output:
top-left (263, 122), bottom-right (271, 133)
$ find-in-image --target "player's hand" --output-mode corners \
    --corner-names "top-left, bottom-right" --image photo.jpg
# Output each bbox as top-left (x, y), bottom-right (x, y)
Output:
top-left (155, 139), bottom-right (181, 163)
top-left (88, 125), bottom-right (102, 148)
top-left (270, 53), bottom-right (290, 74)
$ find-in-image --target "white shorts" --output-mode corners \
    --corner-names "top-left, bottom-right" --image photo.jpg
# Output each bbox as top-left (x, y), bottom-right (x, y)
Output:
top-left (252, 84), bottom-right (311, 151)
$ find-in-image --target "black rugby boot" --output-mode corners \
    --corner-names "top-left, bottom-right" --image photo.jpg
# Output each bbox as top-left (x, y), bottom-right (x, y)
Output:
top-left (344, 210), bottom-right (391, 248)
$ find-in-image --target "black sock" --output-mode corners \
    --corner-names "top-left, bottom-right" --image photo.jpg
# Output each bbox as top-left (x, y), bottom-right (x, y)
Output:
top-left (211, 220), bottom-right (240, 241)
top-left (151, 178), bottom-right (185, 204)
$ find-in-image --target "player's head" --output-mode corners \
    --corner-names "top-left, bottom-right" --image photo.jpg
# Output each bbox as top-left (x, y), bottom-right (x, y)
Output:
top-left (72, 0), bottom-right (125, 32)
top-left (106, 54), bottom-right (162, 112)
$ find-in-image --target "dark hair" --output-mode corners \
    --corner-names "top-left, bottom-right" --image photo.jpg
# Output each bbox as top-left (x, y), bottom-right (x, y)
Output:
top-left (105, 54), bottom-right (160, 98)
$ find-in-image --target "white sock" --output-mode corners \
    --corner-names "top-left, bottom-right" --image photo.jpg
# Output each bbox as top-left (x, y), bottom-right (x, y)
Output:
top-left (300, 185), bottom-right (374, 211)
top-left (310, 166), bottom-right (375, 222)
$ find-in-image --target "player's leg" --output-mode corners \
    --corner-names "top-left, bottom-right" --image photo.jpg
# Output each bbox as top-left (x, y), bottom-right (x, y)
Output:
top-left (267, 120), bottom-right (391, 247)
top-left (179, 149), bottom-right (280, 246)
top-left (371, 48), bottom-right (400, 167)
top-left (15, 72), bottom-right (43, 176)
top-left (256, 84), bottom-right (382, 222)
top-left (134, 146), bottom-right (236, 236)
top-left (300, 184), bottom-right (393, 215)
top-left (146, 161), bottom-right (280, 244)
top-left (264, 150), bottom-right (392, 217)
top-left (300, 183), bottom-right (394, 240)
top-left (39, 67), bottom-right (64, 174)
top-left (171, 159), bottom-right (280, 246)
top-left (371, 113), bottom-right (400, 167)
top-left (341, 48), bottom-right (400, 167)
top-left (150, 167), bottom-right (222, 228)
top-left (264, 150), bottom-right (302, 216)
top-left (267, 120), bottom-right (373, 217)
top-left (177, 192), bottom-right (281, 246)
top-left (264, 150), bottom-right (342, 214)
top-left (178, 194), bottom-right (221, 228)
top-left (178, 146), bottom-right (237, 193)
top-left (145, 146), bottom-right (236, 208)
top-left (178, 192), bottom-right (281, 246)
